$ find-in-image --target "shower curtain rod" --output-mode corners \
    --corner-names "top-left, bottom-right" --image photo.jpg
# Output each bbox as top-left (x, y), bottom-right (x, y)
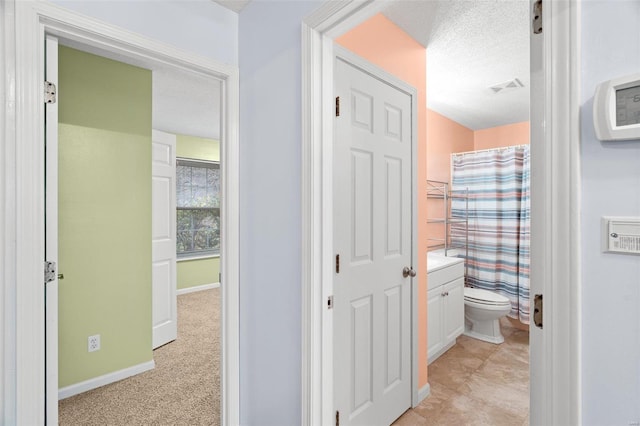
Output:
top-left (451, 144), bottom-right (529, 157)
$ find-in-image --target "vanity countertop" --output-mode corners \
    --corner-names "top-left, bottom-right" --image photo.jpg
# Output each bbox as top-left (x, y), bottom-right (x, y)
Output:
top-left (427, 252), bottom-right (464, 273)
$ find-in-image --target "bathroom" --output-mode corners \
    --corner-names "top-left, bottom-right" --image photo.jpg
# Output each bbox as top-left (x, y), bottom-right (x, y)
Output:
top-left (334, 3), bottom-right (532, 422)
top-left (423, 120), bottom-right (530, 422)
top-left (420, 0), bottom-right (531, 422)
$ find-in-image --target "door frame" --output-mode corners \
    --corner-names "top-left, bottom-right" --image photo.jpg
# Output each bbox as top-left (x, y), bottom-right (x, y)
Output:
top-left (4, 2), bottom-right (240, 424)
top-left (332, 44), bottom-right (419, 420)
top-left (301, 0), bottom-right (581, 424)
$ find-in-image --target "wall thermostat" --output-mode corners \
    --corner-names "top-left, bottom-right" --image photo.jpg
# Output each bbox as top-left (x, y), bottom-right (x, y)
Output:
top-left (594, 73), bottom-right (640, 141)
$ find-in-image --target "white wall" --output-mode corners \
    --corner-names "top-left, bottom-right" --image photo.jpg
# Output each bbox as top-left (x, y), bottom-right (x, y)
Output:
top-left (581, 1), bottom-right (640, 424)
top-left (238, 1), bottom-right (322, 424)
top-left (50, 0), bottom-right (238, 65)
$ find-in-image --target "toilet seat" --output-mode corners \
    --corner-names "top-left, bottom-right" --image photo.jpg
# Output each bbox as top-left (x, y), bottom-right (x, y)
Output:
top-left (464, 287), bottom-right (510, 307)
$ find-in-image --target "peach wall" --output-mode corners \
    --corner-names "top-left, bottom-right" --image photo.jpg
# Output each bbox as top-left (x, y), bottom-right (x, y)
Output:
top-left (426, 110), bottom-right (474, 253)
top-left (474, 120), bottom-right (530, 150)
top-left (336, 14), bottom-right (430, 388)
top-left (426, 117), bottom-right (530, 184)
top-left (427, 109), bottom-right (474, 183)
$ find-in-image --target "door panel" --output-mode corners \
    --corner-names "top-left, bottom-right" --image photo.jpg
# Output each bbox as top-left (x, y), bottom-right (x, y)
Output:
top-left (152, 130), bottom-right (177, 349)
top-left (152, 261), bottom-right (172, 326)
top-left (384, 285), bottom-right (402, 389)
top-left (152, 177), bottom-right (172, 238)
top-left (351, 89), bottom-right (374, 131)
top-left (351, 150), bottom-right (374, 263)
top-left (384, 157), bottom-right (403, 257)
top-left (334, 56), bottom-right (413, 426)
top-left (351, 295), bottom-right (373, 412)
top-left (384, 104), bottom-right (403, 141)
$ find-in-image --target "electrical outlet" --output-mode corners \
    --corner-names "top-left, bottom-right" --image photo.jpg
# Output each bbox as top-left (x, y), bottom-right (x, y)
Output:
top-left (88, 334), bottom-right (100, 352)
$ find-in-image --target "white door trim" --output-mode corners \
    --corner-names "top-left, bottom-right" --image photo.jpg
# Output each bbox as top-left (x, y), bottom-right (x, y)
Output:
top-left (3, 2), bottom-right (240, 424)
top-left (301, 1), bottom-right (581, 425)
top-left (529, 1), bottom-right (582, 424)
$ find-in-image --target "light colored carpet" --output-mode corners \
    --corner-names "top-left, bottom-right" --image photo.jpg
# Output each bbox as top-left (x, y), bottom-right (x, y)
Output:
top-left (59, 288), bottom-right (220, 425)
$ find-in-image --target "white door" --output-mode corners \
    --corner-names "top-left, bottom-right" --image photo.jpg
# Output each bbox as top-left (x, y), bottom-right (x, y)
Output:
top-left (45, 34), bottom-right (59, 425)
top-left (333, 55), bottom-right (413, 426)
top-left (152, 130), bottom-right (177, 349)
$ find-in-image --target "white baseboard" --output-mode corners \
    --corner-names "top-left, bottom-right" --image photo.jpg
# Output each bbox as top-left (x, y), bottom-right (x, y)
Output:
top-left (416, 382), bottom-right (431, 406)
top-left (59, 359), bottom-right (155, 400)
top-left (177, 282), bottom-right (220, 295)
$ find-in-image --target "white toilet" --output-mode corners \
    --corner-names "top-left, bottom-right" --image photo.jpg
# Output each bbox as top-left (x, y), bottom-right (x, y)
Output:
top-left (463, 287), bottom-right (512, 344)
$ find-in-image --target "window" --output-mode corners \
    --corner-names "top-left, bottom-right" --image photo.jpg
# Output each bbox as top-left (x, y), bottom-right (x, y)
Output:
top-left (176, 158), bottom-right (220, 258)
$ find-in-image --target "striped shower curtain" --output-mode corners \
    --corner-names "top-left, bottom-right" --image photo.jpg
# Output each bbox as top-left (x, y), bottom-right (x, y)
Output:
top-left (451, 145), bottom-right (530, 324)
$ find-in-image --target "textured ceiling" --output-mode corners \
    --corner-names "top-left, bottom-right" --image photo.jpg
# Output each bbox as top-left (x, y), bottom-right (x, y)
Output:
top-left (212, 0), bottom-right (251, 13)
top-left (153, 68), bottom-right (221, 140)
top-left (383, 0), bottom-right (530, 130)
top-left (144, 0), bottom-right (528, 136)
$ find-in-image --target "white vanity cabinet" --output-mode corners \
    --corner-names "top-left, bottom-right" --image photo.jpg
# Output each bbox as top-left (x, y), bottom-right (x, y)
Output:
top-left (427, 254), bottom-right (465, 364)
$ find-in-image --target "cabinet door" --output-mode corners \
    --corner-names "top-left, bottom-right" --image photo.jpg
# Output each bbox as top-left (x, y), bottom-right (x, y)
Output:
top-left (427, 288), bottom-right (443, 363)
top-left (443, 278), bottom-right (465, 343)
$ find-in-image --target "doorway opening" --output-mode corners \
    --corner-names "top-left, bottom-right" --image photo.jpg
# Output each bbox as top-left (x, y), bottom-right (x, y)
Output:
top-left (48, 41), bottom-right (225, 424)
top-left (6, 4), bottom-right (241, 424)
top-left (301, 0), bottom-right (580, 425)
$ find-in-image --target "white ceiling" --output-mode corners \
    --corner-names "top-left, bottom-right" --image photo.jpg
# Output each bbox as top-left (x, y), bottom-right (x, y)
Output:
top-left (153, 68), bottom-right (221, 140)
top-left (383, 0), bottom-right (530, 130)
top-left (212, 0), bottom-right (251, 13)
top-left (203, 0), bottom-right (529, 132)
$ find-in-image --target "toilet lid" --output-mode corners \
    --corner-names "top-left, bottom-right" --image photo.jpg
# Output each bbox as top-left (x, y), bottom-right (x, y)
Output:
top-left (464, 287), bottom-right (511, 306)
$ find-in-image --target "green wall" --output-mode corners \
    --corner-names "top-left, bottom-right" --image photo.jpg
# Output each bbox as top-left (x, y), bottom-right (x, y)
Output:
top-left (58, 46), bottom-right (152, 387)
top-left (176, 134), bottom-right (219, 162)
top-left (175, 134), bottom-right (220, 290)
top-left (177, 258), bottom-right (220, 289)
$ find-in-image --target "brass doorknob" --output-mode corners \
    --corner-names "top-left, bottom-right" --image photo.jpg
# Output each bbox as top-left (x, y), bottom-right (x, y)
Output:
top-left (402, 267), bottom-right (416, 278)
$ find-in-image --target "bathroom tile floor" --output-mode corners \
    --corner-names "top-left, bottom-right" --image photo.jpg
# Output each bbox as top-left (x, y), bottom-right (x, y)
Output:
top-left (394, 318), bottom-right (529, 426)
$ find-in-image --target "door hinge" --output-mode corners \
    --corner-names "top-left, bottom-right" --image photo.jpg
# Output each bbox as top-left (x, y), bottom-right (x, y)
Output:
top-left (219, 272), bottom-right (222, 283)
top-left (335, 96), bottom-right (340, 117)
top-left (533, 294), bottom-right (543, 328)
top-left (532, 0), bottom-right (542, 34)
top-left (45, 81), bottom-right (57, 104)
top-left (327, 295), bottom-right (334, 310)
top-left (335, 254), bottom-right (340, 274)
top-left (335, 410), bottom-right (340, 426)
top-left (44, 261), bottom-right (56, 284)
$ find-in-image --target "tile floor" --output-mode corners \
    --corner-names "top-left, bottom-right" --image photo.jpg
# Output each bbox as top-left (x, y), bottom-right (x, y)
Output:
top-left (394, 317), bottom-right (529, 426)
